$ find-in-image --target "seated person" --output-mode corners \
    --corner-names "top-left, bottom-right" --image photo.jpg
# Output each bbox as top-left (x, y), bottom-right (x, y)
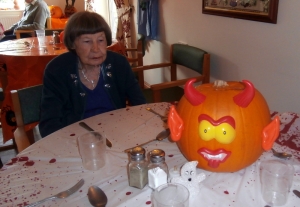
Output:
top-left (39, 11), bottom-right (146, 137)
top-left (0, 0), bottom-right (50, 42)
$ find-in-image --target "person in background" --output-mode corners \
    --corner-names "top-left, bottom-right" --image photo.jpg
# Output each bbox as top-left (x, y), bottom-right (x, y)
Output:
top-left (0, 0), bottom-right (50, 42)
top-left (39, 11), bottom-right (146, 137)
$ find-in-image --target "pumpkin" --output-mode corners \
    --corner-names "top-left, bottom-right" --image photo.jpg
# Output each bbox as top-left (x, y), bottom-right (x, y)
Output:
top-left (168, 79), bottom-right (280, 172)
top-left (48, 5), bottom-right (63, 18)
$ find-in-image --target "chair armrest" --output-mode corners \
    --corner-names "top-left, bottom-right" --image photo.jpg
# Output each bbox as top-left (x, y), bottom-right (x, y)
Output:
top-left (132, 63), bottom-right (173, 72)
top-left (150, 76), bottom-right (205, 91)
top-left (15, 30), bottom-right (35, 39)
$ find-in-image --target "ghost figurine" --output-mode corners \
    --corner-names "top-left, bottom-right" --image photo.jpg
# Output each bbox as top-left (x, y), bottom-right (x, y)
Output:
top-left (171, 161), bottom-right (206, 196)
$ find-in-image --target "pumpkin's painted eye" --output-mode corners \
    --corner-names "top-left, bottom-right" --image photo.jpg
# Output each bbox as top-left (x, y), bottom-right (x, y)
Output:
top-left (199, 121), bottom-right (236, 144)
top-left (215, 123), bottom-right (236, 144)
top-left (199, 120), bottom-right (215, 141)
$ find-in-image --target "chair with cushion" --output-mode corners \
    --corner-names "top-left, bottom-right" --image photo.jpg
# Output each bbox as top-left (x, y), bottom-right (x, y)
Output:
top-left (10, 84), bottom-right (43, 152)
top-left (132, 44), bottom-right (210, 103)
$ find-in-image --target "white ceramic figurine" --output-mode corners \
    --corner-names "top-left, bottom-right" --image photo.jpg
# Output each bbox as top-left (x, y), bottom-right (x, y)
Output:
top-left (171, 161), bottom-right (206, 196)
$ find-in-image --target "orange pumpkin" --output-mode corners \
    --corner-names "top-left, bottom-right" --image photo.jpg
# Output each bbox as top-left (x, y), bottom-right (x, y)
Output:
top-left (168, 79), bottom-right (279, 172)
top-left (48, 5), bottom-right (63, 18)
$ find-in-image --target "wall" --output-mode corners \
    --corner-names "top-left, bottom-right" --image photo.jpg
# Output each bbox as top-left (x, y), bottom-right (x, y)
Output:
top-left (132, 0), bottom-right (300, 113)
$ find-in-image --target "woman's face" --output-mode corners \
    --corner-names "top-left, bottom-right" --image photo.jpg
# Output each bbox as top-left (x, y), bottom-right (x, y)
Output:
top-left (74, 32), bottom-right (107, 68)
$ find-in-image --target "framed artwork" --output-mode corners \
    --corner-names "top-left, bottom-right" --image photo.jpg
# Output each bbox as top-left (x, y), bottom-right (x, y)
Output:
top-left (202, 0), bottom-right (279, 24)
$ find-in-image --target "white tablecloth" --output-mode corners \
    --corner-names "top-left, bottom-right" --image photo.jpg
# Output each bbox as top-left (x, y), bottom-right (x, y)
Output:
top-left (0, 103), bottom-right (300, 207)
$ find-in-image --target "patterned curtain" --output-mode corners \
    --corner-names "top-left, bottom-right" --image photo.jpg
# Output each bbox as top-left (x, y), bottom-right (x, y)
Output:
top-left (85, 0), bottom-right (96, 12)
top-left (113, 0), bottom-right (132, 48)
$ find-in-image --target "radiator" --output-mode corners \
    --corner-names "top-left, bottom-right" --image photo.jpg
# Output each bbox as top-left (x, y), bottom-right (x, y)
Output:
top-left (0, 10), bottom-right (23, 29)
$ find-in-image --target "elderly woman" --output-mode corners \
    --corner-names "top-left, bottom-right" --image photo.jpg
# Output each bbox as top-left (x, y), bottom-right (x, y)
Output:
top-left (39, 11), bottom-right (146, 137)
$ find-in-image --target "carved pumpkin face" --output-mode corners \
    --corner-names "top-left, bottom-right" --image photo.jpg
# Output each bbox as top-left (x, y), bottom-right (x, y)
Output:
top-left (168, 79), bottom-right (279, 172)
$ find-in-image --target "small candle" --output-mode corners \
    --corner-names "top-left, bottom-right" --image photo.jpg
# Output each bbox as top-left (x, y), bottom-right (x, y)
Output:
top-left (169, 165), bottom-right (180, 182)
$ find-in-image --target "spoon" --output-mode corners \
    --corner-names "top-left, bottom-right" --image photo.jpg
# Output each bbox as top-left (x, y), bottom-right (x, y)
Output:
top-left (271, 148), bottom-right (292, 159)
top-left (124, 128), bottom-right (170, 153)
top-left (88, 185), bottom-right (108, 207)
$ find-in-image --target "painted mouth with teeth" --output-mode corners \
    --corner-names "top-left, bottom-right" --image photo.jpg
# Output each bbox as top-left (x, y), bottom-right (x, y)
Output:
top-left (197, 148), bottom-right (231, 168)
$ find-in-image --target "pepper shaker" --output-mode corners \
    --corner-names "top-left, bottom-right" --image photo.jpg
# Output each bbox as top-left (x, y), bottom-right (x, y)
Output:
top-left (128, 147), bottom-right (148, 189)
top-left (148, 149), bottom-right (168, 189)
top-left (53, 31), bottom-right (60, 44)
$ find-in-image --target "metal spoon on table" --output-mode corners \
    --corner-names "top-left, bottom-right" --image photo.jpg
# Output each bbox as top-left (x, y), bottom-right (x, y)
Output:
top-left (271, 148), bottom-right (292, 159)
top-left (124, 128), bottom-right (170, 153)
top-left (79, 122), bottom-right (113, 148)
top-left (88, 186), bottom-right (108, 207)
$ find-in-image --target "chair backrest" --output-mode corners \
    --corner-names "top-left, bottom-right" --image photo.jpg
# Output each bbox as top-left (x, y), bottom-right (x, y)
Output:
top-left (172, 44), bottom-right (208, 74)
top-left (11, 84), bottom-right (43, 152)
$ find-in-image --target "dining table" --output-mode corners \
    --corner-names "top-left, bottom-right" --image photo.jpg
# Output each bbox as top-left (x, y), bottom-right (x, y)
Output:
top-left (0, 36), bottom-right (67, 143)
top-left (0, 102), bottom-right (300, 207)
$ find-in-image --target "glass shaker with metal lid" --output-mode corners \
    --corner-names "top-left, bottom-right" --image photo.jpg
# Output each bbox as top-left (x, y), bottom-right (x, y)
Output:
top-left (53, 31), bottom-right (60, 44)
top-left (148, 149), bottom-right (168, 189)
top-left (128, 147), bottom-right (148, 189)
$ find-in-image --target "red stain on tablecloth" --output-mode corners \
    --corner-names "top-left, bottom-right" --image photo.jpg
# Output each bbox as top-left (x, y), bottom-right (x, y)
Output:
top-left (19, 157), bottom-right (29, 161)
top-left (24, 161), bottom-right (34, 166)
top-left (146, 201), bottom-right (151, 205)
top-left (49, 158), bottom-right (56, 163)
top-left (126, 192), bottom-right (132, 195)
top-left (168, 154), bottom-right (174, 157)
top-left (224, 190), bottom-right (229, 194)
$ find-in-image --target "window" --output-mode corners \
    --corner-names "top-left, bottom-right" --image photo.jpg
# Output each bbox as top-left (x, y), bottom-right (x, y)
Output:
top-left (0, 0), bottom-right (24, 10)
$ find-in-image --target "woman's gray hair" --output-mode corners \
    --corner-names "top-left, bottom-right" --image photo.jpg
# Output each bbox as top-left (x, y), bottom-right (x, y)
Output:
top-left (63, 11), bottom-right (112, 53)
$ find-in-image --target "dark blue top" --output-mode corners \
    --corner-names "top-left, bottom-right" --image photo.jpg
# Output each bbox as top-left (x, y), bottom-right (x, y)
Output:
top-left (82, 74), bottom-right (115, 119)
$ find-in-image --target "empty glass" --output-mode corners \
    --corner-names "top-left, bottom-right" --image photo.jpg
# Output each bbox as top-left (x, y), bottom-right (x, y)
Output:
top-left (78, 131), bottom-right (106, 171)
top-left (153, 183), bottom-right (189, 207)
top-left (35, 30), bottom-right (46, 47)
top-left (260, 159), bottom-right (294, 206)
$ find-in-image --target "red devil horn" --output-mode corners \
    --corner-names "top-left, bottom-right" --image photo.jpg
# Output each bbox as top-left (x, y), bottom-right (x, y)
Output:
top-left (184, 78), bottom-right (206, 106)
top-left (233, 80), bottom-right (255, 108)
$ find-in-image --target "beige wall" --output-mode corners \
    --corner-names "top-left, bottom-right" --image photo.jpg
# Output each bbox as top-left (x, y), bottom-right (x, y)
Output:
top-left (131, 0), bottom-right (300, 113)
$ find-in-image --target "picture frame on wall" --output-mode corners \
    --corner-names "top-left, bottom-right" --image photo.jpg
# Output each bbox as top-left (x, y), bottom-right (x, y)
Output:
top-left (202, 0), bottom-right (279, 24)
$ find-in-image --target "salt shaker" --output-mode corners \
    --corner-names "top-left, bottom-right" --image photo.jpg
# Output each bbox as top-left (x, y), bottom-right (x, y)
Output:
top-left (148, 149), bottom-right (168, 189)
top-left (128, 147), bottom-right (148, 189)
top-left (53, 31), bottom-right (60, 44)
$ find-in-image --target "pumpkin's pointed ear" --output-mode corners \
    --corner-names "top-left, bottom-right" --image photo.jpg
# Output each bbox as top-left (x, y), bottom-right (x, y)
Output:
top-left (168, 106), bottom-right (184, 141)
top-left (262, 116), bottom-right (280, 151)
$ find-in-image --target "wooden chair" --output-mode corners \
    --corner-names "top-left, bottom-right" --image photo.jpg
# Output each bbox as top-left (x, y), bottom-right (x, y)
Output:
top-left (10, 84), bottom-right (43, 152)
top-left (132, 44), bottom-right (210, 103)
top-left (15, 17), bottom-right (63, 39)
top-left (107, 36), bottom-right (146, 88)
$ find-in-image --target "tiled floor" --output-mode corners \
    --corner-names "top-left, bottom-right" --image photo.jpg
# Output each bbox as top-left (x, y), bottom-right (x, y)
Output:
top-left (0, 126), bottom-right (42, 166)
top-left (0, 130), bottom-right (17, 165)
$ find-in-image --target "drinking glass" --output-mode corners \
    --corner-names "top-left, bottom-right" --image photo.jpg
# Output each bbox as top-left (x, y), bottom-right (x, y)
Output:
top-left (153, 183), bottom-right (189, 207)
top-left (78, 131), bottom-right (106, 171)
top-left (35, 30), bottom-right (46, 47)
top-left (260, 159), bottom-right (294, 206)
